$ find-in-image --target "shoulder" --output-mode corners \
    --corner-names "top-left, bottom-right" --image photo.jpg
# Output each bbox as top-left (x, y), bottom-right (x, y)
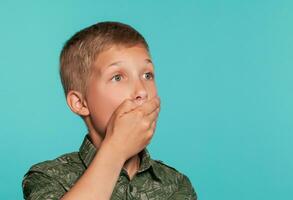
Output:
top-left (153, 159), bottom-right (180, 173)
top-left (23, 152), bottom-right (85, 190)
top-left (152, 159), bottom-right (187, 183)
top-left (27, 151), bottom-right (83, 174)
top-left (152, 159), bottom-right (197, 199)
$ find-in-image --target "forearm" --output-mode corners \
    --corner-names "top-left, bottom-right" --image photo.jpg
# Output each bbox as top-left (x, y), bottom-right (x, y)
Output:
top-left (61, 140), bottom-right (126, 200)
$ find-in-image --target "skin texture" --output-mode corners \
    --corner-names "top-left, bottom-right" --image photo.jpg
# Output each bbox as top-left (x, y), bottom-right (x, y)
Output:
top-left (66, 44), bottom-right (158, 179)
top-left (22, 43), bottom-right (196, 200)
top-left (61, 44), bottom-right (161, 200)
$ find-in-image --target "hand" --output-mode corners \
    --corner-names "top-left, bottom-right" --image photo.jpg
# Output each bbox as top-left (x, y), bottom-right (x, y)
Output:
top-left (103, 96), bottom-right (161, 161)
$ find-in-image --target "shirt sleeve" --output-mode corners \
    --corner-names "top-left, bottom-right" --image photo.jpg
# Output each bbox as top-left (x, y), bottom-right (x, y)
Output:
top-left (169, 174), bottom-right (197, 200)
top-left (22, 171), bottom-right (66, 200)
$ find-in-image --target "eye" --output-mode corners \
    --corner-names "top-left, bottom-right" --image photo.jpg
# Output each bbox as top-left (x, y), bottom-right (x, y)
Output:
top-left (144, 72), bottom-right (154, 80)
top-left (111, 74), bottom-right (123, 82)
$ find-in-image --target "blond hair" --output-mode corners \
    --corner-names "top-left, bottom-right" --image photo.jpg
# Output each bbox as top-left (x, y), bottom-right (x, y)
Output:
top-left (59, 21), bottom-right (149, 97)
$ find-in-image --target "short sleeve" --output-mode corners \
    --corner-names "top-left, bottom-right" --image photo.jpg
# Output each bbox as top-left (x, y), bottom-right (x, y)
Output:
top-left (22, 171), bottom-right (66, 200)
top-left (169, 174), bottom-right (197, 200)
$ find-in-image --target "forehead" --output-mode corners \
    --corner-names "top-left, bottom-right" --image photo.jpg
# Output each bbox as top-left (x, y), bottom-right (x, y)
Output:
top-left (92, 44), bottom-right (152, 74)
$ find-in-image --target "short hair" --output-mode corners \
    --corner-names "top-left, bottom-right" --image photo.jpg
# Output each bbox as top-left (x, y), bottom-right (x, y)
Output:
top-left (59, 21), bottom-right (149, 97)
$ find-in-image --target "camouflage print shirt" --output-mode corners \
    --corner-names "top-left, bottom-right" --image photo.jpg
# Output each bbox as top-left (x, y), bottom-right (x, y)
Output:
top-left (22, 134), bottom-right (197, 200)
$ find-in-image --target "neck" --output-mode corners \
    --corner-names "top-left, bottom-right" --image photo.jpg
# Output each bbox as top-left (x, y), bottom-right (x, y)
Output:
top-left (123, 154), bottom-right (140, 179)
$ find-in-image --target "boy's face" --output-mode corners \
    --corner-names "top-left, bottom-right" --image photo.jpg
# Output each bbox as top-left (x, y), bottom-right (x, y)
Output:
top-left (84, 44), bottom-right (158, 137)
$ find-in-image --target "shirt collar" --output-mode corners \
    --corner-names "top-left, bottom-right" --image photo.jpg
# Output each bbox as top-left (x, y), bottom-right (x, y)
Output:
top-left (78, 134), bottom-right (163, 181)
top-left (78, 134), bottom-right (97, 167)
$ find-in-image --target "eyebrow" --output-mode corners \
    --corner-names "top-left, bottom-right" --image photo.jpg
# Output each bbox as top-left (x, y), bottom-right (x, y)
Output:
top-left (102, 58), bottom-right (153, 73)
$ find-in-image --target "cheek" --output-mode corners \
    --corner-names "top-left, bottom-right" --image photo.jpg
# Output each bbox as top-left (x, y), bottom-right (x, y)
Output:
top-left (98, 86), bottom-right (130, 116)
top-left (90, 81), bottom-right (128, 109)
top-left (87, 93), bottom-right (121, 135)
top-left (105, 86), bottom-right (127, 99)
top-left (148, 82), bottom-right (158, 98)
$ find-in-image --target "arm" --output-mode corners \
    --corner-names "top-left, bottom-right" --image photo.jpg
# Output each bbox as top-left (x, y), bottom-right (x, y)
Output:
top-left (62, 140), bottom-right (126, 200)
top-left (22, 96), bottom-right (161, 200)
top-left (61, 97), bottom-right (159, 199)
top-left (22, 141), bottom-right (125, 200)
top-left (60, 140), bottom-right (126, 200)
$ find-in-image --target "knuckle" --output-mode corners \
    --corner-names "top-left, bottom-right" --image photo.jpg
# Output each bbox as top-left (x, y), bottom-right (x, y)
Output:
top-left (147, 130), bottom-right (154, 139)
top-left (153, 112), bottom-right (159, 119)
top-left (155, 109), bottom-right (159, 115)
top-left (153, 100), bottom-right (158, 108)
top-left (156, 98), bottom-right (160, 106)
top-left (141, 120), bottom-right (150, 129)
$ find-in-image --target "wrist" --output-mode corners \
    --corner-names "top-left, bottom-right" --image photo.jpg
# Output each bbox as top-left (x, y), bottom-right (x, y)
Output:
top-left (100, 138), bottom-right (127, 164)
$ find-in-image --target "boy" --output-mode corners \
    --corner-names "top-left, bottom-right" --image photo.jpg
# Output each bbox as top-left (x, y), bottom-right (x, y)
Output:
top-left (22, 21), bottom-right (197, 200)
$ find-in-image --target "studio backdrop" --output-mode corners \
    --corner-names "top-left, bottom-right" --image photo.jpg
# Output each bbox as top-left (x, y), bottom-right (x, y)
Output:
top-left (0, 0), bottom-right (292, 199)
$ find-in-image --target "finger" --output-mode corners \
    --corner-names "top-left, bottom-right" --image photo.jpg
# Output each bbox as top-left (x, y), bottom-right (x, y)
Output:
top-left (115, 98), bottom-right (138, 116)
top-left (147, 120), bottom-right (157, 138)
top-left (151, 119), bottom-right (157, 130)
top-left (145, 107), bottom-right (160, 124)
top-left (136, 96), bottom-right (160, 116)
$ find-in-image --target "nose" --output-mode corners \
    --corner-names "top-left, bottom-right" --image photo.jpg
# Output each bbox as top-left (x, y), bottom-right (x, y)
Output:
top-left (133, 79), bottom-right (148, 105)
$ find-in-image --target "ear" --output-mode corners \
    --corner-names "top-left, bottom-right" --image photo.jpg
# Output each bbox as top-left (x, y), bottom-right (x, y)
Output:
top-left (66, 90), bottom-right (90, 116)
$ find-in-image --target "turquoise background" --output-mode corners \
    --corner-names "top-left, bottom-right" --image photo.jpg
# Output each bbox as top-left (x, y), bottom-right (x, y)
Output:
top-left (0, 0), bottom-right (292, 199)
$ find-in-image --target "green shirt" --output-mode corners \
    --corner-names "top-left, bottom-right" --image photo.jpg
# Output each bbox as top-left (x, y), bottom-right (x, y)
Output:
top-left (22, 134), bottom-right (197, 200)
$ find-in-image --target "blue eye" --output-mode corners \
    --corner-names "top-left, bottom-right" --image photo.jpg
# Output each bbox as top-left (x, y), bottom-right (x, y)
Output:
top-left (144, 72), bottom-right (154, 80)
top-left (111, 74), bottom-right (123, 82)
top-left (111, 72), bottom-right (154, 82)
